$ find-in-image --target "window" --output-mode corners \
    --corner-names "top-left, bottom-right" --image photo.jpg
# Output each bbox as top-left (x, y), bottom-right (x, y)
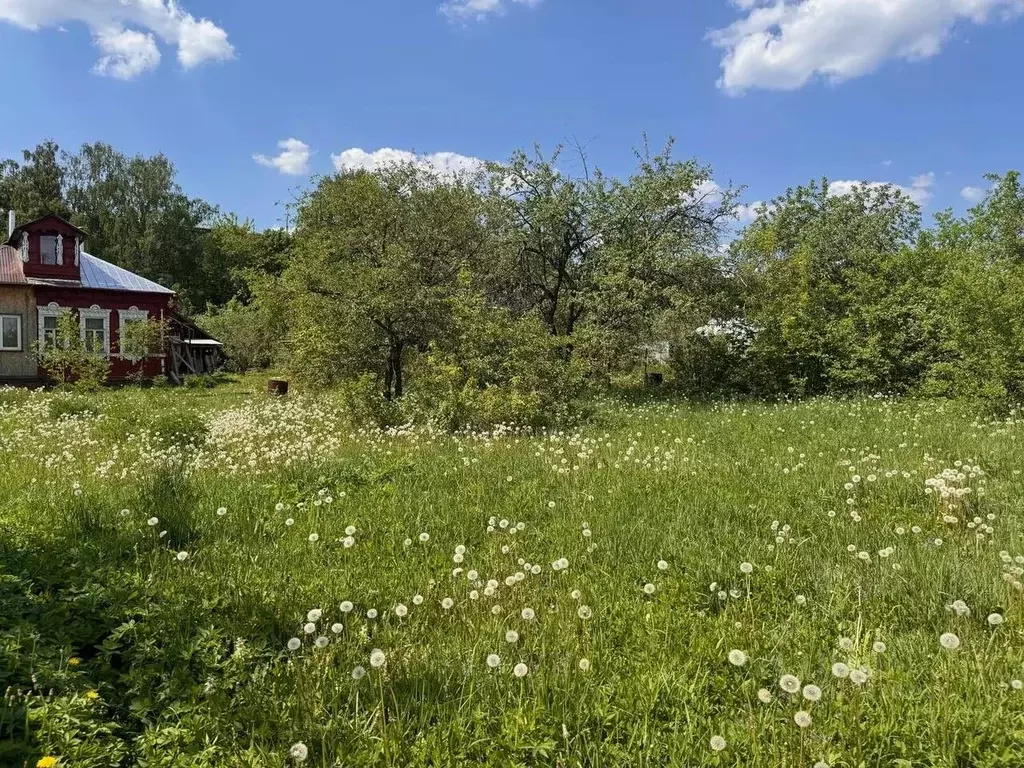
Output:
top-left (84, 318), bottom-right (106, 352)
top-left (39, 235), bottom-right (60, 265)
top-left (0, 314), bottom-right (21, 351)
top-left (38, 304), bottom-right (64, 349)
top-left (79, 306), bottom-right (111, 357)
top-left (118, 308), bottom-right (150, 360)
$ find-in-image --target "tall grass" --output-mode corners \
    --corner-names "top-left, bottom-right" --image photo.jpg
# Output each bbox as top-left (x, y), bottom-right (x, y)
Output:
top-left (1, 388), bottom-right (1022, 766)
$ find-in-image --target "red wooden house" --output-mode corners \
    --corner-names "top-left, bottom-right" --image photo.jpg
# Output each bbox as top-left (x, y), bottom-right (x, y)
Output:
top-left (0, 211), bottom-right (205, 384)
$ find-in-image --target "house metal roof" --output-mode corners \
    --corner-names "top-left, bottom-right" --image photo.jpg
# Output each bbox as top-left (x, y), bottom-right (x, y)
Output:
top-left (0, 246), bottom-right (173, 295)
top-left (79, 252), bottom-right (174, 294)
top-left (0, 245), bottom-right (27, 285)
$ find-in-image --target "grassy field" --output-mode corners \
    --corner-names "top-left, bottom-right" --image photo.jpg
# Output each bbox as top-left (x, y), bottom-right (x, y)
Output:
top-left (2, 382), bottom-right (1024, 767)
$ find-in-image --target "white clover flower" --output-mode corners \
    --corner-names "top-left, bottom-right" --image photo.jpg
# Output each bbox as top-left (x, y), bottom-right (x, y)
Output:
top-left (486, 654), bottom-right (501, 669)
top-left (710, 735), bottom-right (726, 752)
top-left (779, 674), bottom-right (801, 694)
top-left (740, 562), bottom-right (754, 574)
top-left (307, 609), bottom-right (322, 623)
top-left (831, 662), bottom-right (850, 678)
top-left (287, 637), bottom-right (301, 651)
top-left (794, 710), bottom-right (812, 728)
top-left (657, 560), bottom-right (669, 571)
top-left (940, 632), bottom-right (961, 650)
top-left (727, 649), bottom-right (747, 667)
top-left (757, 688), bottom-right (773, 703)
top-left (289, 741), bottom-right (309, 762)
top-left (802, 684), bottom-right (822, 702)
top-left (643, 583), bottom-right (656, 595)
top-left (505, 630), bottom-right (519, 644)
top-left (395, 604), bottom-right (408, 618)
top-left (578, 658), bottom-right (591, 672)
top-left (369, 649), bottom-right (386, 668)
top-left (513, 662), bottom-right (529, 678)
top-left (331, 623), bottom-right (343, 634)
top-left (352, 665), bottom-right (366, 680)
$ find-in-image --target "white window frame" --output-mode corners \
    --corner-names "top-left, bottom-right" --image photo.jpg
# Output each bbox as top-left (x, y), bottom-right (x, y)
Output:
top-left (117, 307), bottom-right (150, 360)
top-left (38, 303), bottom-right (67, 350)
top-left (0, 313), bottom-right (22, 351)
top-left (79, 305), bottom-right (112, 357)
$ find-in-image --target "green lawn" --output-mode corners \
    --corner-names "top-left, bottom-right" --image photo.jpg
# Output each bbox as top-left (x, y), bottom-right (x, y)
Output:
top-left (2, 386), bottom-right (1023, 767)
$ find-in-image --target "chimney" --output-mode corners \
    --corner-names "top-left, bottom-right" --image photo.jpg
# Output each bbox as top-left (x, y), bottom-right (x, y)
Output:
top-left (7, 210), bottom-right (14, 239)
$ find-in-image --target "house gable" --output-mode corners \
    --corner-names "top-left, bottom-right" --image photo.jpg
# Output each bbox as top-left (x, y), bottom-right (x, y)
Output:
top-left (7, 214), bottom-right (86, 283)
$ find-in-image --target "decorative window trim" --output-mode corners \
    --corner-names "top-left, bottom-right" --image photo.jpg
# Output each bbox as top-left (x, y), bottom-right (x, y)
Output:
top-left (117, 307), bottom-right (150, 360)
top-left (79, 305), bottom-right (112, 357)
top-left (74, 236), bottom-right (82, 266)
top-left (56, 233), bottom-right (64, 266)
top-left (38, 302), bottom-right (68, 350)
top-left (19, 232), bottom-right (28, 263)
top-left (0, 313), bottom-right (22, 351)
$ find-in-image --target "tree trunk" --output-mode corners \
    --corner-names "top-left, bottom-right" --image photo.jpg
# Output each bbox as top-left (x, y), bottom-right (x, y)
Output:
top-left (392, 340), bottom-right (405, 399)
top-left (383, 337), bottom-right (405, 400)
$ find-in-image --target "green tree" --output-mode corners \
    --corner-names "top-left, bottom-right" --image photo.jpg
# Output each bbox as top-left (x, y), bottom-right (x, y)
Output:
top-left (285, 163), bottom-right (486, 398)
top-left (33, 312), bottom-right (110, 390)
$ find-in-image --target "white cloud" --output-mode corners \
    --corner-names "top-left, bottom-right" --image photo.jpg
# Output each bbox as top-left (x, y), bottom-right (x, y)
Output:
top-left (92, 27), bottom-right (160, 80)
top-left (0, 0), bottom-right (234, 79)
top-left (331, 147), bottom-right (486, 177)
top-left (961, 185), bottom-right (987, 203)
top-left (441, 0), bottom-right (544, 22)
top-left (829, 171), bottom-right (935, 205)
top-left (710, 0), bottom-right (1024, 93)
top-left (254, 139), bottom-right (312, 176)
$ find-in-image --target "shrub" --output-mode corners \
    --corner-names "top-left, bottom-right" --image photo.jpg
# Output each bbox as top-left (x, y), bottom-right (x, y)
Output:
top-left (148, 410), bottom-right (209, 450)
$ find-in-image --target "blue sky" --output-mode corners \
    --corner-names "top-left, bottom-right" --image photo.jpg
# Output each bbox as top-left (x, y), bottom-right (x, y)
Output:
top-left (1, 0), bottom-right (1022, 228)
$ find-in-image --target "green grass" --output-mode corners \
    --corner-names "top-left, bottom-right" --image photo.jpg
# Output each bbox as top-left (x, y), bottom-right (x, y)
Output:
top-left (2, 387), bottom-right (1024, 767)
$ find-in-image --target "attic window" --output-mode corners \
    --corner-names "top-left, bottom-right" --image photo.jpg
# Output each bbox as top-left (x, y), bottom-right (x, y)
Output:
top-left (40, 235), bottom-right (61, 265)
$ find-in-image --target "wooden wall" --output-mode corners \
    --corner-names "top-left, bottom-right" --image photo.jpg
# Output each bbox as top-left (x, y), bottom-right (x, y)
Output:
top-left (0, 284), bottom-right (38, 380)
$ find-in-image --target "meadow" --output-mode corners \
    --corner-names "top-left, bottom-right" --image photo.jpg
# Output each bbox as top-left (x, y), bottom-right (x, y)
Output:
top-left (2, 382), bottom-right (1024, 767)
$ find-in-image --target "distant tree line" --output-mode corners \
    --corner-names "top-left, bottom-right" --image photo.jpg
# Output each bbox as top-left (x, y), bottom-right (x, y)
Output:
top-left (6, 138), bottom-right (1023, 422)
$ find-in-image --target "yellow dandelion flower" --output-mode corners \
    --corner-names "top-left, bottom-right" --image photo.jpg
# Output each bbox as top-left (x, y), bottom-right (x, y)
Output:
top-left (84, 691), bottom-right (99, 701)
top-left (67, 658), bottom-right (80, 667)
top-left (37, 757), bottom-right (60, 768)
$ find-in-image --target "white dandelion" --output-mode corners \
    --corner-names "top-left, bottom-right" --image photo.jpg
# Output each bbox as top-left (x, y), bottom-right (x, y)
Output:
top-left (442, 598), bottom-right (454, 610)
top-left (486, 654), bottom-right (501, 669)
top-left (643, 583), bottom-right (656, 595)
top-left (757, 688), bottom-right (773, 703)
top-left (289, 742), bottom-right (308, 762)
top-left (331, 623), bottom-right (343, 634)
top-left (988, 613), bottom-right (1005, 626)
top-left (505, 630), bottom-right (519, 644)
top-left (340, 601), bottom-right (354, 613)
top-left (306, 609), bottom-right (322, 623)
top-left (578, 658), bottom-right (591, 672)
top-left (794, 710), bottom-right (812, 728)
top-left (849, 669), bottom-right (868, 685)
top-left (727, 649), bottom-right (748, 667)
top-left (577, 605), bottom-right (593, 620)
top-left (779, 674), bottom-right (801, 694)
top-left (831, 662), bottom-right (850, 678)
top-left (740, 562), bottom-right (754, 574)
top-left (521, 608), bottom-right (536, 621)
top-left (940, 632), bottom-right (961, 650)
top-left (802, 684), bottom-right (822, 702)
top-left (307, 533), bottom-right (319, 543)
top-left (513, 662), bottom-right (529, 678)
top-left (287, 637), bottom-right (301, 651)
top-left (710, 735), bottom-right (726, 752)
top-left (395, 604), bottom-right (408, 618)
top-left (314, 636), bottom-right (329, 649)
top-left (352, 665), bottom-right (366, 680)
top-left (369, 649), bottom-right (386, 668)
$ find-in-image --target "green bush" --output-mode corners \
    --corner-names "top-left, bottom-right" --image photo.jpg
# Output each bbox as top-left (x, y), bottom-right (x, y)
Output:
top-left (148, 410), bottom-right (209, 449)
top-left (47, 396), bottom-right (100, 421)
